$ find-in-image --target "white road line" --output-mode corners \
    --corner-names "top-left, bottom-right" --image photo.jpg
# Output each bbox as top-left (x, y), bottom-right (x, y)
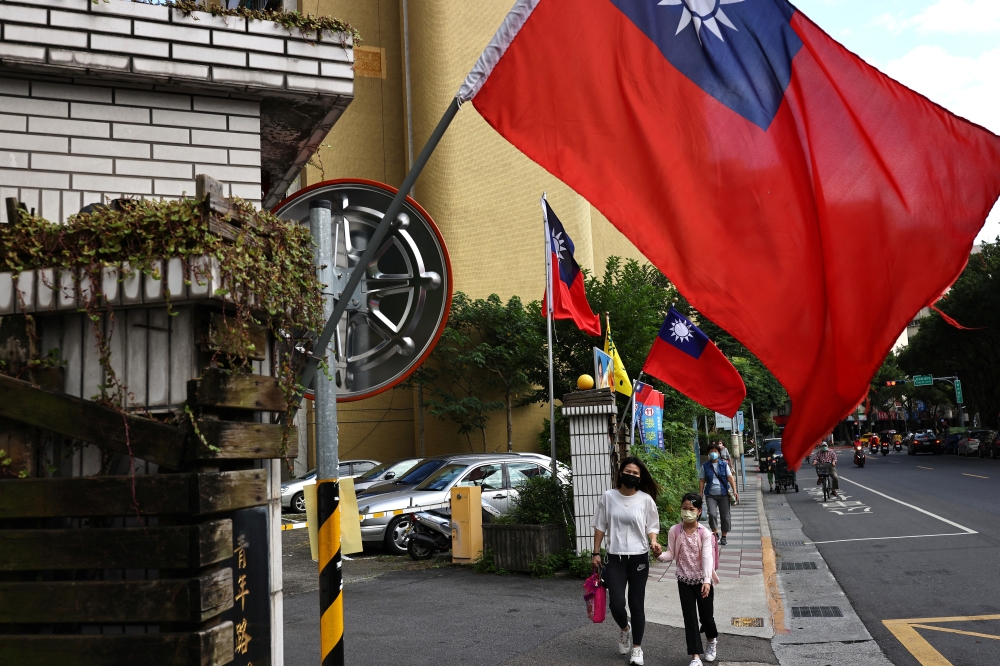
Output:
top-left (838, 475), bottom-right (978, 534)
top-left (809, 532), bottom-right (975, 545)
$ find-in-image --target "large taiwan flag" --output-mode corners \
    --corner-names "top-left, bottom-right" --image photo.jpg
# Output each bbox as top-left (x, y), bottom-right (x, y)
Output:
top-left (456, 0), bottom-right (1000, 465)
top-left (541, 200), bottom-right (602, 336)
top-left (643, 308), bottom-right (746, 417)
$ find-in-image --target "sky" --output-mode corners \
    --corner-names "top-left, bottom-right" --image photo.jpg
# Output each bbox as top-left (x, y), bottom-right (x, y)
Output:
top-left (793, 0), bottom-right (1000, 243)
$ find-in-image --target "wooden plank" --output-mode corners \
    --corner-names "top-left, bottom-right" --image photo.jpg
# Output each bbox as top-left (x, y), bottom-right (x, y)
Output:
top-left (192, 420), bottom-right (298, 460)
top-left (190, 368), bottom-right (287, 412)
top-left (196, 173), bottom-right (224, 200)
top-left (147, 307), bottom-right (170, 407)
top-left (197, 311), bottom-right (267, 361)
top-left (0, 520), bottom-right (232, 571)
top-left (126, 308), bottom-right (147, 406)
top-left (169, 306), bottom-right (195, 406)
top-left (0, 469), bottom-right (267, 518)
top-left (0, 621), bottom-right (234, 666)
top-left (0, 373), bottom-right (186, 469)
top-left (0, 568), bottom-right (233, 624)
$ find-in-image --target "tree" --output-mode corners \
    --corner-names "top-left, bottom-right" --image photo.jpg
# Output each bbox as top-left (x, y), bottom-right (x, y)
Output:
top-left (453, 293), bottom-right (544, 451)
top-left (898, 240), bottom-right (1000, 428)
top-left (409, 292), bottom-right (543, 452)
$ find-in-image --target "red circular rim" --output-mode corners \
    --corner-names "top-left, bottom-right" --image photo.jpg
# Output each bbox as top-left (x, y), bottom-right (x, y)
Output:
top-left (272, 178), bottom-right (453, 404)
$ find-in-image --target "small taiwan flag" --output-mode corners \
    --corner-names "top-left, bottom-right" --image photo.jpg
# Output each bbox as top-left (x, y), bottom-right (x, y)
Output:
top-left (541, 200), bottom-right (601, 336)
top-left (643, 307), bottom-right (745, 417)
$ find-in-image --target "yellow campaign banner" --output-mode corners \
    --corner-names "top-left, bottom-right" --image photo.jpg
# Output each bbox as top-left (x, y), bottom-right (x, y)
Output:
top-left (604, 316), bottom-right (632, 396)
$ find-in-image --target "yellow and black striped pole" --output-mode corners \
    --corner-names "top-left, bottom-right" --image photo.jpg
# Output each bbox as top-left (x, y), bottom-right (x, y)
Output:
top-left (318, 479), bottom-right (343, 665)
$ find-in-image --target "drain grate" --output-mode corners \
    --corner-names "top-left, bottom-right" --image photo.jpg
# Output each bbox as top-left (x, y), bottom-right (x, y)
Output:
top-left (791, 606), bottom-right (843, 618)
top-left (773, 540), bottom-right (805, 546)
top-left (732, 617), bottom-right (765, 627)
top-left (780, 562), bottom-right (818, 570)
top-left (772, 517), bottom-right (792, 521)
top-left (765, 502), bottom-right (786, 506)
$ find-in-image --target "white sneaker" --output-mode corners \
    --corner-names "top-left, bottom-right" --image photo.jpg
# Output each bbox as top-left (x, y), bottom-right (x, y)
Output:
top-left (629, 646), bottom-right (644, 665)
top-left (618, 624), bottom-right (631, 655)
top-left (689, 657), bottom-right (703, 666)
top-left (705, 638), bottom-right (718, 662)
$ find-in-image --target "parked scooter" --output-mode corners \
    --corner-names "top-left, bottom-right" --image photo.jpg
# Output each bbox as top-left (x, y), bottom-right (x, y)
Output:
top-left (881, 441), bottom-right (890, 456)
top-left (405, 508), bottom-right (453, 560)
top-left (405, 501), bottom-right (501, 560)
top-left (854, 445), bottom-right (866, 467)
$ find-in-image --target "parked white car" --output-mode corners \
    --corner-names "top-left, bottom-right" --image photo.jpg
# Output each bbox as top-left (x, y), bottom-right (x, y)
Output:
top-left (280, 459), bottom-right (379, 513)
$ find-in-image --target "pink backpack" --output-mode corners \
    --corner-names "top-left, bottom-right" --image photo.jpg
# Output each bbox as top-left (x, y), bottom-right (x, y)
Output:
top-left (583, 572), bottom-right (606, 623)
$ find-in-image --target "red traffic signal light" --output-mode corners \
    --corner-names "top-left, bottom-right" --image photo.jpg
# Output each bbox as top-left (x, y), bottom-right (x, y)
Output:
top-left (886, 381), bottom-right (895, 386)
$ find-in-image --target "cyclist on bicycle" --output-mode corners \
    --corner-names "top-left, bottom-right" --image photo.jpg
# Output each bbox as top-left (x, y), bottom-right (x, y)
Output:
top-left (812, 443), bottom-right (839, 498)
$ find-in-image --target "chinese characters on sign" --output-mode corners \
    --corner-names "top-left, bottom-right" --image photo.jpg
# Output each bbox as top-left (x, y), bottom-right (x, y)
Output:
top-left (224, 506), bottom-right (271, 666)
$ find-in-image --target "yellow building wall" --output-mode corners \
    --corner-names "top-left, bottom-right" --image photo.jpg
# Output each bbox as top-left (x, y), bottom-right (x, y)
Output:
top-left (302, 0), bottom-right (643, 463)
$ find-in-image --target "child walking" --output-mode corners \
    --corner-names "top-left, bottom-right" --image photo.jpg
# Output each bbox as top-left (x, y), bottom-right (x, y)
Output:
top-left (657, 492), bottom-right (721, 665)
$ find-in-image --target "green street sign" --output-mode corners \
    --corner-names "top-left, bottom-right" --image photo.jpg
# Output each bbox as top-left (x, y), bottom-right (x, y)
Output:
top-left (955, 379), bottom-right (964, 404)
top-left (913, 375), bottom-right (933, 387)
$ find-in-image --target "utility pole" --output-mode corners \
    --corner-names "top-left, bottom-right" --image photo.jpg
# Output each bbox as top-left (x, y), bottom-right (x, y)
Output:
top-left (310, 199), bottom-right (344, 666)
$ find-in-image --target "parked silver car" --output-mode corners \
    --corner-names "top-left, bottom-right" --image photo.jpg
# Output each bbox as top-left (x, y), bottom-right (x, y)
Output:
top-left (280, 459), bottom-right (380, 513)
top-left (353, 458), bottom-right (422, 494)
top-left (359, 454), bottom-right (570, 555)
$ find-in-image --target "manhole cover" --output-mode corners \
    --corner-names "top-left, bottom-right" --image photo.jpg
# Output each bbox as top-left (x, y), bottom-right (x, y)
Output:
top-left (780, 562), bottom-right (818, 570)
top-left (773, 540), bottom-right (805, 546)
top-left (791, 606), bottom-right (843, 618)
top-left (732, 617), bottom-right (765, 627)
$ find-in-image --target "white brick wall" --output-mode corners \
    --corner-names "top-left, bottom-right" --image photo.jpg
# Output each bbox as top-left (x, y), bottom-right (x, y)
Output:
top-left (0, 74), bottom-right (262, 222)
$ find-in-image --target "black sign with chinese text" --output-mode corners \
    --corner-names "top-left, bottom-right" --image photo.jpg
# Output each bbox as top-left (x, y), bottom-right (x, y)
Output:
top-left (222, 506), bottom-right (272, 666)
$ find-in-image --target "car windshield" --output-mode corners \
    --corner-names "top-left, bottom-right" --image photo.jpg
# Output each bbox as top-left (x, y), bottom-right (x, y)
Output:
top-left (398, 460), bottom-right (446, 484)
top-left (416, 464), bottom-right (468, 491)
top-left (357, 460), bottom-right (394, 480)
top-left (970, 430), bottom-right (992, 439)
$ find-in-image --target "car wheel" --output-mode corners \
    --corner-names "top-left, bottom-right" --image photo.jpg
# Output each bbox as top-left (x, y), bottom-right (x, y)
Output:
top-left (383, 516), bottom-right (412, 556)
top-left (291, 492), bottom-right (306, 514)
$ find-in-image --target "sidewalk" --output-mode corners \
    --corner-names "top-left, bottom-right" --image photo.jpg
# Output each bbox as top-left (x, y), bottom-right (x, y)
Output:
top-left (646, 474), bottom-right (774, 644)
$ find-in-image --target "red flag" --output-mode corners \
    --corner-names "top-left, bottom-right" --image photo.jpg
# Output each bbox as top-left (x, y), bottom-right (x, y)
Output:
top-left (541, 200), bottom-right (601, 336)
top-left (458, 0), bottom-right (1000, 465)
top-left (643, 308), bottom-right (746, 417)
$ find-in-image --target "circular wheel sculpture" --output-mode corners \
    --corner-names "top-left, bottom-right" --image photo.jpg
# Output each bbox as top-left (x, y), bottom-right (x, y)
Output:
top-left (272, 179), bottom-right (452, 402)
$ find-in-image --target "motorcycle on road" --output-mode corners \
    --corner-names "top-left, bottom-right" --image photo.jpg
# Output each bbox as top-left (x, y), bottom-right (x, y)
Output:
top-left (881, 441), bottom-right (890, 456)
top-left (854, 445), bottom-right (866, 468)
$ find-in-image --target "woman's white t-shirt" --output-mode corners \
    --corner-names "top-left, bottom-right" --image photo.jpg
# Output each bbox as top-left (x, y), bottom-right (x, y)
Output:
top-left (591, 489), bottom-right (660, 555)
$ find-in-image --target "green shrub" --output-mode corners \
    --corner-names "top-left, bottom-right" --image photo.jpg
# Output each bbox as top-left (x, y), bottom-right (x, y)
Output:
top-left (632, 443), bottom-right (699, 536)
top-left (500, 474), bottom-right (572, 527)
top-left (529, 551), bottom-right (569, 578)
top-left (472, 547), bottom-right (508, 575)
top-left (568, 549), bottom-right (598, 579)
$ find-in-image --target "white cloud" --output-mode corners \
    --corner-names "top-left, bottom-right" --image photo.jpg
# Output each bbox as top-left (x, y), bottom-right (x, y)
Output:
top-left (883, 45), bottom-right (1000, 242)
top-left (908, 0), bottom-right (1000, 34)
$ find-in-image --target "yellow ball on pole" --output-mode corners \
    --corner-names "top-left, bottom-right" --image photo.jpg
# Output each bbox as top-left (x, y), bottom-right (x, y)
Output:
top-left (577, 374), bottom-right (595, 390)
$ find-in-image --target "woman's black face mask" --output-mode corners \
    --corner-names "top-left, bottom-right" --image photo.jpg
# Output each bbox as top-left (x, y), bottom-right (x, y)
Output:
top-left (620, 473), bottom-right (641, 489)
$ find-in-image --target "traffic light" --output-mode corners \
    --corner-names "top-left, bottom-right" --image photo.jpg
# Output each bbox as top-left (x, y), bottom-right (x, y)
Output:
top-left (885, 379), bottom-right (905, 386)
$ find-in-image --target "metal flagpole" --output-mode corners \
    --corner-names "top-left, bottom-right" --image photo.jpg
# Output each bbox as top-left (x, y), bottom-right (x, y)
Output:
top-left (542, 194), bottom-right (557, 475)
top-left (629, 371), bottom-right (643, 450)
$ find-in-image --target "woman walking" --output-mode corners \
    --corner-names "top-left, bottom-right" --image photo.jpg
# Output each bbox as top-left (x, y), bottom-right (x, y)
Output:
top-left (592, 457), bottom-right (662, 666)
top-left (700, 443), bottom-right (738, 545)
top-left (658, 493), bottom-right (721, 665)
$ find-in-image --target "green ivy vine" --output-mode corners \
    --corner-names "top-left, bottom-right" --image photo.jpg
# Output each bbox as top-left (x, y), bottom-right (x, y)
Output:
top-left (1, 197), bottom-right (324, 450)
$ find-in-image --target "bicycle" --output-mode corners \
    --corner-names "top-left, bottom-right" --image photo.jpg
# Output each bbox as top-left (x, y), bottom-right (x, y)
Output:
top-left (815, 462), bottom-right (833, 502)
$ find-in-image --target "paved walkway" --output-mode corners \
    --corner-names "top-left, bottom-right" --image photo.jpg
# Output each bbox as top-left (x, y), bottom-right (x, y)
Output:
top-left (646, 474), bottom-right (775, 642)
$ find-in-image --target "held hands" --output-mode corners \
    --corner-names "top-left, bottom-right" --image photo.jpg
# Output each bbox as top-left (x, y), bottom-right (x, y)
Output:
top-left (650, 541), bottom-right (663, 557)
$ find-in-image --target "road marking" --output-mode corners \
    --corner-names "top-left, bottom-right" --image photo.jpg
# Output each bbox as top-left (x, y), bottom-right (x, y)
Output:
top-left (761, 536), bottom-right (787, 634)
top-left (962, 473), bottom-right (988, 479)
top-left (838, 476), bottom-right (977, 534)
top-left (910, 624), bottom-right (1000, 641)
top-left (809, 532), bottom-right (974, 545)
top-left (884, 615), bottom-right (1000, 666)
top-left (917, 466), bottom-right (934, 470)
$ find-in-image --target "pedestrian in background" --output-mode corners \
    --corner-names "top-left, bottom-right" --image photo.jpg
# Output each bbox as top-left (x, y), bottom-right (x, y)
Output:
top-left (763, 451), bottom-right (775, 491)
top-left (658, 492), bottom-right (721, 665)
top-left (699, 444), bottom-right (738, 545)
top-left (592, 457), bottom-right (662, 666)
top-left (716, 440), bottom-right (731, 463)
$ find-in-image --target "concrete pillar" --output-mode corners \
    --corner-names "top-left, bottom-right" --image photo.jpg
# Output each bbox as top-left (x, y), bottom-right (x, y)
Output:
top-left (561, 389), bottom-right (617, 554)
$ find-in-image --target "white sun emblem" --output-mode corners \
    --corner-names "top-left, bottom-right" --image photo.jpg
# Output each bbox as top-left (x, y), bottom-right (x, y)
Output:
top-left (670, 318), bottom-right (693, 343)
top-left (551, 231), bottom-right (568, 257)
top-left (658, 0), bottom-right (744, 44)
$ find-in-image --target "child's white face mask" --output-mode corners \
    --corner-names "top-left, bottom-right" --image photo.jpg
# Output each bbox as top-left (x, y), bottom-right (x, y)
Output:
top-left (681, 509), bottom-right (699, 523)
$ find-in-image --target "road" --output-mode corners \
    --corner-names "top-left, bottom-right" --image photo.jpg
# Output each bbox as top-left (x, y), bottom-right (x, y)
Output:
top-left (780, 448), bottom-right (1000, 666)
